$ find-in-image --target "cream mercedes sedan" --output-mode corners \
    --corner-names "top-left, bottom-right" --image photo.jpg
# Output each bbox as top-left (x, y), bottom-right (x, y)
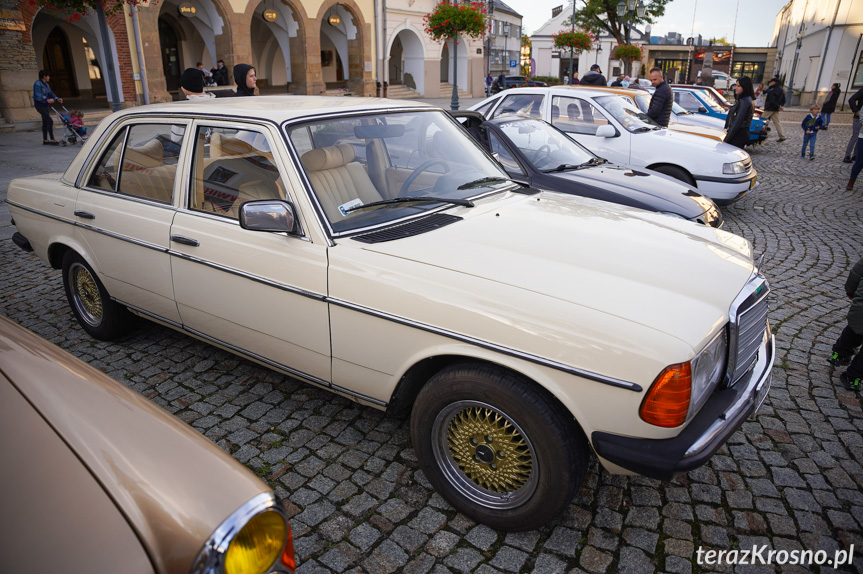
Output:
top-left (0, 316), bottom-right (295, 573)
top-left (7, 97), bottom-right (773, 531)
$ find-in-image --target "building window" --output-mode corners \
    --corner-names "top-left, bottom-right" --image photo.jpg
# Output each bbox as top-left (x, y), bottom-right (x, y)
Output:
top-left (731, 61), bottom-right (765, 84)
top-left (854, 52), bottom-right (863, 88)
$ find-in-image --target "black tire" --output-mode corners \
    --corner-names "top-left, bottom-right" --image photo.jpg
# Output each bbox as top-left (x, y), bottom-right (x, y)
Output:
top-left (652, 165), bottom-right (696, 187)
top-left (62, 250), bottom-right (132, 340)
top-left (411, 363), bottom-right (588, 531)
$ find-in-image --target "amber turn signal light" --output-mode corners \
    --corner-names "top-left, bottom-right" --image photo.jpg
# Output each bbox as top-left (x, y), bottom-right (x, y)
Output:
top-left (280, 522), bottom-right (296, 572)
top-left (640, 362), bottom-right (692, 427)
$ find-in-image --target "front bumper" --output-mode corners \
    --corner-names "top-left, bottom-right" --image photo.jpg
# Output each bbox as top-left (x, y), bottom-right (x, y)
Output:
top-left (592, 328), bottom-right (774, 481)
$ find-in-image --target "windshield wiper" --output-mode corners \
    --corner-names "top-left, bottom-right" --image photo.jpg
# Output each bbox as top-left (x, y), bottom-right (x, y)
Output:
top-left (456, 176), bottom-right (513, 190)
top-left (632, 126), bottom-right (653, 133)
top-left (544, 157), bottom-right (607, 172)
top-left (342, 196), bottom-right (474, 214)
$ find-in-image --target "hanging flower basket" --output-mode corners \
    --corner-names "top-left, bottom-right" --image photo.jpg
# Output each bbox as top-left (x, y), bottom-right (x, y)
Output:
top-left (423, 1), bottom-right (488, 42)
top-left (552, 30), bottom-right (594, 54)
top-left (613, 44), bottom-right (643, 63)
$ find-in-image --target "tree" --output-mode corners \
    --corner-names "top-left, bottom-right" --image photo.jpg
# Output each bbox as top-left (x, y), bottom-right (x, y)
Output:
top-left (566, 0), bottom-right (669, 47)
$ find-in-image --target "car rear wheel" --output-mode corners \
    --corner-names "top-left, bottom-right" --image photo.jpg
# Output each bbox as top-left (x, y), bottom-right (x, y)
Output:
top-left (62, 250), bottom-right (132, 340)
top-left (411, 363), bottom-right (588, 531)
top-left (652, 165), bottom-right (696, 187)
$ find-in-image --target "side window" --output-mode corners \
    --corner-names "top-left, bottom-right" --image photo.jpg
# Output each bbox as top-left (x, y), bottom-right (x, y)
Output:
top-left (474, 98), bottom-right (497, 117)
top-left (491, 93), bottom-right (544, 120)
top-left (190, 126), bottom-right (285, 219)
top-left (552, 96), bottom-right (606, 135)
top-left (87, 124), bottom-right (184, 203)
top-left (87, 127), bottom-right (126, 192)
top-left (676, 92), bottom-right (701, 112)
top-left (488, 132), bottom-right (525, 175)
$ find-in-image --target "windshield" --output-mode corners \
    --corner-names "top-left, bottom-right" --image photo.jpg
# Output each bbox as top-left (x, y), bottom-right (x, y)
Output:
top-left (497, 118), bottom-right (595, 170)
top-left (593, 95), bottom-right (656, 132)
top-left (706, 88), bottom-right (733, 108)
top-left (633, 93), bottom-right (688, 116)
top-left (286, 110), bottom-right (509, 234)
top-left (697, 92), bottom-right (726, 112)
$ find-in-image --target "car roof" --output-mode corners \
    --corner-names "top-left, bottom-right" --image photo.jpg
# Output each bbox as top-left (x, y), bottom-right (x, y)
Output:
top-left (115, 96), bottom-right (435, 123)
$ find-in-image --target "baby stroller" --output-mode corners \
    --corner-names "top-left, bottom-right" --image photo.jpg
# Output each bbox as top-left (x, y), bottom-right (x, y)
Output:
top-left (51, 105), bottom-right (88, 146)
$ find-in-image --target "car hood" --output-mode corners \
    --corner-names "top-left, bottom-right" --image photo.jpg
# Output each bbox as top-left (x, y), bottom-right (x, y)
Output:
top-left (354, 190), bottom-right (754, 348)
top-left (672, 112), bottom-right (727, 131)
top-left (633, 128), bottom-right (750, 163)
top-left (551, 163), bottom-right (717, 220)
top-left (0, 317), bottom-right (269, 574)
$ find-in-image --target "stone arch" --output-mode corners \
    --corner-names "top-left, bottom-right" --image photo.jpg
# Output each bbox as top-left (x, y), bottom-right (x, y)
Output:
top-left (246, 0), bottom-right (307, 93)
top-left (315, 0), bottom-right (373, 95)
top-left (387, 23), bottom-right (426, 95)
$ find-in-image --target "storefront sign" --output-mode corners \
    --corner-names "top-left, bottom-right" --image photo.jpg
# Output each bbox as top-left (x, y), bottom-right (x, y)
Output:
top-left (0, 9), bottom-right (25, 31)
top-left (262, 9), bottom-right (277, 22)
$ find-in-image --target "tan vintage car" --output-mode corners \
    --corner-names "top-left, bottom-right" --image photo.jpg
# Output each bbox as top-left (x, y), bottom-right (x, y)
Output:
top-left (0, 315), bottom-right (295, 573)
top-left (7, 97), bottom-right (773, 530)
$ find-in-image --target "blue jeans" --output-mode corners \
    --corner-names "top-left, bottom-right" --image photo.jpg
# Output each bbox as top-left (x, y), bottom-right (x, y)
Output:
top-left (851, 139), bottom-right (863, 180)
top-left (802, 132), bottom-right (817, 156)
top-left (823, 112), bottom-right (832, 127)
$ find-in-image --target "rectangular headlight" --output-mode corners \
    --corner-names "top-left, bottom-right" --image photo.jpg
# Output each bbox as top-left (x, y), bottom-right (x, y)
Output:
top-left (689, 329), bottom-right (727, 417)
top-left (722, 160), bottom-right (746, 175)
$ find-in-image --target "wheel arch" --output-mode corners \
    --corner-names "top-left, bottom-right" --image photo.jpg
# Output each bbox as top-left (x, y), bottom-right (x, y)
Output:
top-left (645, 163), bottom-right (697, 187)
top-left (387, 353), bottom-right (588, 444)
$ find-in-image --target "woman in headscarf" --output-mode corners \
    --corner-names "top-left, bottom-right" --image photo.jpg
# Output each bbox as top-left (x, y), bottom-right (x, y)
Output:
top-left (233, 64), bottom-right (257, 96)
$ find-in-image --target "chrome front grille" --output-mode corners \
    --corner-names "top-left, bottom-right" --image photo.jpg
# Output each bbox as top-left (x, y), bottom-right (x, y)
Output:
top-left (742, 157), bottom-right (753, 172)
top-left (728, 276), bottom-right (769, 386)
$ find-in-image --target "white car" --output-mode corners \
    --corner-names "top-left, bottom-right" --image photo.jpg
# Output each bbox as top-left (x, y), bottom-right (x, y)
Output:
top-left (636, 87), bottom-right (728, 131)
top-left (7, 96), bottom-right (772, 531)
top-left (471, 87), bottom-right (757, 205)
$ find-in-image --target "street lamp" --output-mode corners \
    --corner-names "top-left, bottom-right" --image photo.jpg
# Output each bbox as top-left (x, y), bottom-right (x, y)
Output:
top-left (616, 0), bottom-right (646, 75)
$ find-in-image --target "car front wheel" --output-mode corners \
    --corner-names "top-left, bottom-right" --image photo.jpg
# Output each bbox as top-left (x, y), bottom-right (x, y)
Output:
top-left (411, 363), bottom-right (588, 531)
top-left (62, 250), bottom-right (132, 340)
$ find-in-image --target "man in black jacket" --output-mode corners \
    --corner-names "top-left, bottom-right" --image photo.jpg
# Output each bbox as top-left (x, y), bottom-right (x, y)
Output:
top-left (646, 68), bottom-right (672, 127)
top-left (844, 87), bottom-right (863, 162)
top-left (580, 64), bottom-right (607, 86)
top-left (762, 77), bottom-right (787, 142)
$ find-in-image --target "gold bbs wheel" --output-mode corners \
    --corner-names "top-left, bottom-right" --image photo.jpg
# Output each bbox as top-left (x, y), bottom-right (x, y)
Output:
top-left (432, 400), bottom-right (538, 509)
top-left (69, 261), bottom-right (104, 327)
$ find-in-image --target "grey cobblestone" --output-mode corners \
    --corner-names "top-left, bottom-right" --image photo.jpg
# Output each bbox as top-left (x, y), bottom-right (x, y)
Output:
top-left (3, 112), bottom-right (863, 573)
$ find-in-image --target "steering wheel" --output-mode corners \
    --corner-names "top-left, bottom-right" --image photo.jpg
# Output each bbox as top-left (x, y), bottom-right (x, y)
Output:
top-left (532, 145), bottom-right (552, 167)
top-left (399, 159), bottom-right (451, 195)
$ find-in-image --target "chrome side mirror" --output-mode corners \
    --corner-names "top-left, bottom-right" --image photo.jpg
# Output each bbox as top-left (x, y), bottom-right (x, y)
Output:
top-left (239, 200), bottom-right (298, 234)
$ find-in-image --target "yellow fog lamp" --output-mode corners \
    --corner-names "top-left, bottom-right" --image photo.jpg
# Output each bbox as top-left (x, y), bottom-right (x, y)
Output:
top-left (224, 510), bottom-right (287, 574)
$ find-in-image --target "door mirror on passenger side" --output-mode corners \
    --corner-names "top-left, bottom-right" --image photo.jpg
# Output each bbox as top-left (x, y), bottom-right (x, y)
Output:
top-left (698, 106), bottom-right (707, 113)
top-left (595, 125), bottom-right (617, 138)
top-left (239, 200), bottom-right (298, 234)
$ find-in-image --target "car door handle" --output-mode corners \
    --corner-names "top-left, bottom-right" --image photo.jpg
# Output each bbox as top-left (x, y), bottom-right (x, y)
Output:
top-left (74, 210), bottom-right (95, 219)
top-left (171, 235), bottom-right (199, 247)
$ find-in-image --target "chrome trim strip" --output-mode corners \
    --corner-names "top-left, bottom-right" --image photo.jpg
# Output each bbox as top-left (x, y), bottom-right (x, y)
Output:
top-left (10, 198), bottom-right (640, 392)
top-left (4, 200), bottom-right (76, 226)
top-left (693, 170), bottom-right (757, 184)
top-left (116, 300), bottom-right (184, 329)
top-left (167, 250), bottom-right (326, 302)
top-left (77, 223), bottom-right (169, 252)
top-left (329, 298), bottom-right (643, 392)
top-left (726, 273), bottom-right (769, 387)
top-left (684, 329), bottom-right (773, 458)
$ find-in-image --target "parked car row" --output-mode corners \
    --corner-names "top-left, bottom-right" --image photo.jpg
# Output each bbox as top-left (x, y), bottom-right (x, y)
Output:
top-left (670, 85), bottom-right (770, 145)
top-left (7, 95), bottom-right (772, 533)
top-left (491, 75), bottom-right (548, 94)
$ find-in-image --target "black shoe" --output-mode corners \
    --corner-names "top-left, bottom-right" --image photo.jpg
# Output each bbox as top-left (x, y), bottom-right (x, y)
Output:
top-left (822, 126), bottom-right (828, 131)
top-left (844, 156), bottom-right (853, 163)
top-left (840, 371), bottom-right (861, 391)
top-left (829, 351), bottom-right (852, 366)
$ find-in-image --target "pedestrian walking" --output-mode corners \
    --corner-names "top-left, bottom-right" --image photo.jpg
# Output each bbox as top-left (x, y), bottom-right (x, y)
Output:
top-left (580, 64), bottom-right (607, 86)
top-left (32, 70), bottom-right (62, 145)
top-left (847, 127), bottom-right (863, 189)
top-left (233, 64), bottom-right (257, 96)
top-left (611, 75), bottom-right (624, 87)
top-left (844, 86), bottom-right (863, 163)
top-left (820, 83), bottom-right (841, 130)
top-left (828, 254), bottom-right (863, 391)
top-left (646, 67), bottom-right (672, 128)
top-left (800, 104), bottom-right (823, 159)
top-left (486, 73), bottom-right (493, 96)
top-left (762, 77), bottom-right (787, 142)
top-left (571, 73), bottom-right (579, 85)
top-left (562, 72), bottom-right (570, 85)
top-left (724, 76), bottom-right (755, 149)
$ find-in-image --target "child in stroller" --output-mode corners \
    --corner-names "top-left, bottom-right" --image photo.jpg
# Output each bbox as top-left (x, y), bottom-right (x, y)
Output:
top-left (53, 106), bottom-right (87, 146)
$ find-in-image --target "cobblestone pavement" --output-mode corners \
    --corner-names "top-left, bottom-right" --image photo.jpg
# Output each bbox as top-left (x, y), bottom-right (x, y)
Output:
top-left (2, 110), bottom-right (863, 574)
